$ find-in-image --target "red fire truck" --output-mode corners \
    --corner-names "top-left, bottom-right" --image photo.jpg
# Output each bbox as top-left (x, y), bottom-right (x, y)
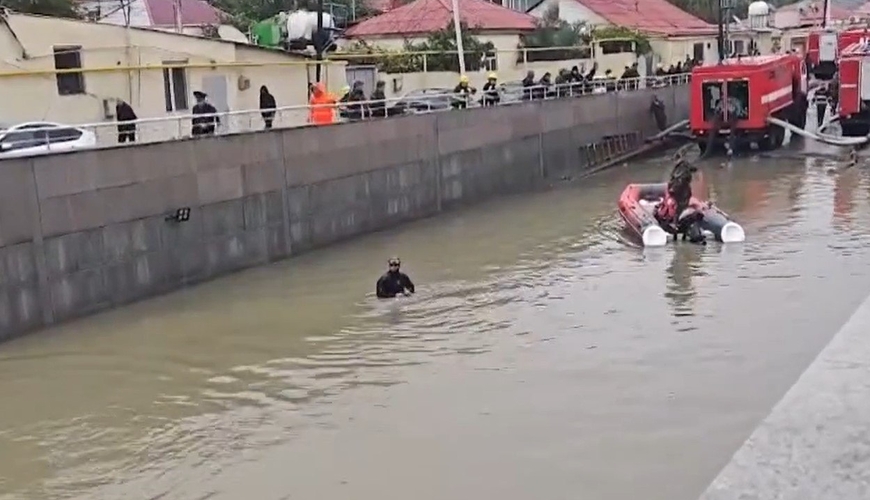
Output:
top-left (807, 28), bottom-right (840, 80)
top-left (807, 27), bottom-right (870, 80)
top-left (837, 39), bottom-right (870, 136)
top-left (690, 54), bottom-right (808, 152)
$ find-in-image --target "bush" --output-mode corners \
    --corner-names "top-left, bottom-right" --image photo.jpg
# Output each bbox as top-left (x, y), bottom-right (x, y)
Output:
top-left (336, 21), bottom-right (496, 73)
top-left (518, 5), bottom-right (591, 63)
top-left (592, 25), bottom-right (652, 56)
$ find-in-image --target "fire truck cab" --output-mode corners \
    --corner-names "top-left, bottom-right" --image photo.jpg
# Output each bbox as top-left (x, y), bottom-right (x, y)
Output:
top-left (808, 28), bottom-right (839, 80)
top-left (838, 39), bottom-right (870, 136)
top-left (690, 54), bottom-right (808, 152)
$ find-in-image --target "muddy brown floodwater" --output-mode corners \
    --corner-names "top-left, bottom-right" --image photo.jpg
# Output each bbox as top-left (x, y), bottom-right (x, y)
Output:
top-left (2, 148), bottom-right (870, 500)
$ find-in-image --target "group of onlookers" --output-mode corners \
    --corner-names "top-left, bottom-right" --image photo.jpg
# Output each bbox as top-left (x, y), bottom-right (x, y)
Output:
top-left (113, 56), bottom-right (699, 136)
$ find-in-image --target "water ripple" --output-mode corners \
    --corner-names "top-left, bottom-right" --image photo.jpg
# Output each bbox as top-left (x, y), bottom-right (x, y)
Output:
top-left (5, 159), bottom-right (870, 500)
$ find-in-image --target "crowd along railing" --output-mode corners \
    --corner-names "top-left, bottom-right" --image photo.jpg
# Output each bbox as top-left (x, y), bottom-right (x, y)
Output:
top-left (0, 73), bottom-right (690, 159)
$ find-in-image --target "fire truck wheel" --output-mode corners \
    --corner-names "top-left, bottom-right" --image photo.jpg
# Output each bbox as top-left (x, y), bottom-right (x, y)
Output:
top-left (697, 140), bottom-right (723, 156)
top-left (759, 126), bottom-right (785, 151)
top-left (841, 122), bottom-right (870, 138)
top-left (787, 98), bottom-right (808, 130)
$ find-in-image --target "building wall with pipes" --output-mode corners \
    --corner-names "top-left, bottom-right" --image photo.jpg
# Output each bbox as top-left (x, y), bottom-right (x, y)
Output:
top-left (0, 13), bottom-right (347, 137)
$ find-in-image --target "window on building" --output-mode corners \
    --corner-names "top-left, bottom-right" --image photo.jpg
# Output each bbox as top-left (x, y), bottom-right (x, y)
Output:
top-left (730, 40), bottom-right (745, 55)
top-left (693, 42), bottom-right (705, 61)
top-left (53, 46), bottom-right (85, 95)
top-left (162, 62), bottom-right (189, 111)
top-left (599, 40), bottom-right (634, 55)
top-left (481, 51), bottom-right (498, 72)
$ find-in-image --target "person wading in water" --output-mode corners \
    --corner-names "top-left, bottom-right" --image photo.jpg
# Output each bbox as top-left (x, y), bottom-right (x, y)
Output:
top-left (376, 257), bottom-right (415, 298)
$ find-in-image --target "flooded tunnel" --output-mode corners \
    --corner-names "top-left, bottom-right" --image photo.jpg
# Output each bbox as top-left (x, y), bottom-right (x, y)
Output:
top-left (2, 148), bottom-right (870, 500)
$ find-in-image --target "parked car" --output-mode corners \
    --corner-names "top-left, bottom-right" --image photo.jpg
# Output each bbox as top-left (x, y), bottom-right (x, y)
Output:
top-left (390, 88), bottom-right (455, 114)
top-left (498, 81), bottom-right (526, 104)
top-left (0, 122), bottom-right (97, 159)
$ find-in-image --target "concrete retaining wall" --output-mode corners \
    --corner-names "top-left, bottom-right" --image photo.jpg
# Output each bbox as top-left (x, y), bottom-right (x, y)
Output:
top-left (697, 292), bottom-right (870, 500)
top-left (0, 85), bottom-right (689, 340)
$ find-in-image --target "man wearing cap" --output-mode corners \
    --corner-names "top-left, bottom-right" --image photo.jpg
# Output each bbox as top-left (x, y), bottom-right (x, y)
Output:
top-left (481, 72), bottom-right (500, 107)
top-left (191, 90), bottom-right (219, 137)
top-left (376, 257), bottom-right (415, 299)
top-left (451, 75), bottom-right (476, 110)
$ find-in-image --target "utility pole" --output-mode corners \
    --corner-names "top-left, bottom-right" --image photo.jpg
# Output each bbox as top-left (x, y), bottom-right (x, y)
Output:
top-left (822, 0), bottom-right (830, 28)
top-left (316, 0), bottom-right (324, 82)
top-left (450, 0), bottom-right (466, 75)
top-left (716, 0), bottom-right (732, 63)
top-left (173, 0), bottom-right (182, 33)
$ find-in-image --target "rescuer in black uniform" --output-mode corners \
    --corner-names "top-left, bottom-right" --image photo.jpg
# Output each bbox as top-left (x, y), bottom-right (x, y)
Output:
top-left (650, 95), bottom-right (667, 131)
top-left (813, 84), bottom-right (829, 129)
top-left (376, 257), bottom-right (415, 298)
top-left (191, 91), bottom-right (219, 136)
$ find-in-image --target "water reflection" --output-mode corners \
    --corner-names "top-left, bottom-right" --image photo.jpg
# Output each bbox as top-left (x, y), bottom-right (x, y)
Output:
top-left (664, 244), bottom-right (703, 319)
top-left (833, 167), bottom-right (858, 228)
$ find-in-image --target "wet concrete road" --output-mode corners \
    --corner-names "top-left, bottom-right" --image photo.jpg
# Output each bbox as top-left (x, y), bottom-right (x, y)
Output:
top-left (2, 147), bottom-right (870, 500)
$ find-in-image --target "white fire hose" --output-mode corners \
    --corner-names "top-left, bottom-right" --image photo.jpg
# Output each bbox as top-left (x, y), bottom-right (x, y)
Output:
top-left (767, 116), bottom-right (870, 147)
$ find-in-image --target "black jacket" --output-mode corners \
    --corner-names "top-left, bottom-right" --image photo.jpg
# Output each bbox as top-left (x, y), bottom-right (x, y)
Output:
top-left (376, 271), bottom-right (415, 298)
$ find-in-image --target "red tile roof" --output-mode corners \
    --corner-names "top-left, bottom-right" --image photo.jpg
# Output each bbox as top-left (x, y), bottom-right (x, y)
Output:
top-left (562, 0), bottom-right (716, 36)
top-left (345, 0), bottom-right (537, 37)
top-left (366, 0), bottom-right (403, 13)
top-left (144, 0), bottom-right (225, 26)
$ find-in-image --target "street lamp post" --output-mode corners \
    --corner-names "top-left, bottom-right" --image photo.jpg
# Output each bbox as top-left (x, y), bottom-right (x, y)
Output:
top-left (450, 0), bottom-right (466, 75)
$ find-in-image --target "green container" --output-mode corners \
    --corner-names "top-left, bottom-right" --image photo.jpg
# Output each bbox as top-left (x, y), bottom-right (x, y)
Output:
top-left (253, 21), bottom-right (281, 47)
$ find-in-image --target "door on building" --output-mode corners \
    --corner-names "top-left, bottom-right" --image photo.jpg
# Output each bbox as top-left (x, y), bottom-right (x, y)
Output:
top-left (345, 65), bottom-right (377, 96)
top-left (693, 42), bottom-right (705, 63)
top-left (201, 75), bottom-right (229, 131)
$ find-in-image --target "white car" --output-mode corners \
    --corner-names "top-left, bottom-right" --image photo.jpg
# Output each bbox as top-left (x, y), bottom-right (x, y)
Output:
top-left (0, 122), bottom-right (97, 159)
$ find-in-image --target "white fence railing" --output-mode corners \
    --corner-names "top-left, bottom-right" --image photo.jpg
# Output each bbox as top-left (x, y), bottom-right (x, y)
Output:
top-left (0, 74), bottom-right (690, 159)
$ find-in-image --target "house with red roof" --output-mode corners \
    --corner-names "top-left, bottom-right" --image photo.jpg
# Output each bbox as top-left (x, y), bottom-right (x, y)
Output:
top-left (772, 0), bottom-right (853, 28)
top-left (80, 0), bottom-right (249, 42)
top-left (525, 0), bottom-right (718, 67)
top-left (343, 0), bottom-right (537, 73)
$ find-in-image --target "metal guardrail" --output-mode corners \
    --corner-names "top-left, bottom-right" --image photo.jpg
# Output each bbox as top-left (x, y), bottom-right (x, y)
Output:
top-left (0, 73), bottom-right (690, 158)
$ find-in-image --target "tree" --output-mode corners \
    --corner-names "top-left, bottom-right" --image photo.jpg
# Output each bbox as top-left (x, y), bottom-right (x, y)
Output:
top-left (592, 25), bottom-right (652, 55)
top-left (405, 21), bottom-right (496, 72)
top-left (1, 0), bottom-right (82, 18)
top-left (519, 5), bottom-right (590, 62)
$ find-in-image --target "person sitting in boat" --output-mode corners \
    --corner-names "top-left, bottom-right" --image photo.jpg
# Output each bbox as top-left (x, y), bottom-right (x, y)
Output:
top-left (657, 160), bottom-right (707, 243)
top-left (376, 257), bottom-right (415, 299)
top-left (656, 159), bottom-right (698, 227)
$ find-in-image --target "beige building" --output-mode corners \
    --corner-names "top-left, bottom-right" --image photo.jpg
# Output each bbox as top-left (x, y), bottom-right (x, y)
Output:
top-left (0, 12), bottom-right (346, 143)
top-left (526, 0), bottom-right (719, 68)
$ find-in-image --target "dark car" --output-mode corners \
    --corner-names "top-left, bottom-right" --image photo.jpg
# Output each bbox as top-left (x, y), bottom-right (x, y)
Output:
top-left (390, 88), bottom-right (455, 115)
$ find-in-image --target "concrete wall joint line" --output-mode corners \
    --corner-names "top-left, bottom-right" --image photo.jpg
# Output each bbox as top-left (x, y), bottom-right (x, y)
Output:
top-left (276, 134), bottom-right (293, 257)
top-left (27, 158), bottom-right (54, 326)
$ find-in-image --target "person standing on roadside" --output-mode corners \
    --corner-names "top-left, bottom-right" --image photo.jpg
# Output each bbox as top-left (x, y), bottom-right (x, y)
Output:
top-left (370, 80), bottom-right (388, 118)
top-left (308, 82), bottom-right (337, 125)
top-left (346, 80), bottom-right (368, 121)
top-left (191, 91), bottom-right (219, 137)
top-left (481, 73), bottom-right (500, 107)
top-left (115, 99), bottom-right (138, 143)
top-left (259, 85), bottom-right (276, 129)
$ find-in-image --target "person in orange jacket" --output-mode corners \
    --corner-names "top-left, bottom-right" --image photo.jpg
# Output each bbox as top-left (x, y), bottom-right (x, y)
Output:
top-left (309, 82), bottom-right (337, 125)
